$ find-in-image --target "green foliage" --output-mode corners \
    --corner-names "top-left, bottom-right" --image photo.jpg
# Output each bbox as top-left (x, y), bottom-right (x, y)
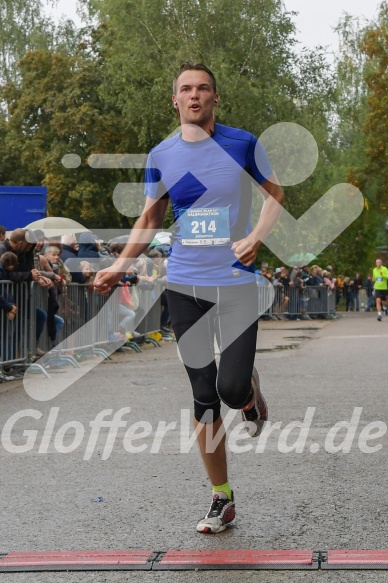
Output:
top-left (0, 0), bottom-right (79, 82)
top-left (0, 0), bottom-right (45, 81)
top-left (358, 2), bottom-right (388, 211)
top-left (80, 0), bottom-right (340, 234)
top-left (1, 0), bottom-right (386, 275)
top-left (84, 0), bottom-right (300, 148)
top-left (318, 9), bottom-right (386, 276)
top-left (0, 45), bottom-right (137, 227)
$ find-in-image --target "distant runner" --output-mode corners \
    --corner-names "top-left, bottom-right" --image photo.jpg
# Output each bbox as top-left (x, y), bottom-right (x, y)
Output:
top-left (372, 258), bottom-right (388, 321)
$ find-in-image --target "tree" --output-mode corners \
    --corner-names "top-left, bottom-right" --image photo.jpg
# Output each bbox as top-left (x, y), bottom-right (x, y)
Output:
top-left (0, 42), bottom-right (138, 227)
top-left (358, 2), bottom-right (388, 211)
top-left (323, 10), bottom-right (378, 274)
top-left (0, 0), bottom-right (68, 82)
top-left (79, 0), bottom-right (341, 238)
top-left (2, 0), bottom-right (380, 268)
top-left (81, 0), bottom-right (299, 148)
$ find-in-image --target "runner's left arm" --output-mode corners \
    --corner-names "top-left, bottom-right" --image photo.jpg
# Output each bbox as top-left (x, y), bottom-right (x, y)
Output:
top-left (231, 173), bottom-right (284, 266)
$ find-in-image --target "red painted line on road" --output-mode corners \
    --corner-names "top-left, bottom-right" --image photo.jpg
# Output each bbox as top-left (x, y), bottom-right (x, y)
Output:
top-left (0, 550), bottom-right (153, 567)
top-left (156, 549), bottom-right (316, 569)
top-left (5, 549), bottom-right (388, 572)
top-left (327, 550), bottom-right (388, 566)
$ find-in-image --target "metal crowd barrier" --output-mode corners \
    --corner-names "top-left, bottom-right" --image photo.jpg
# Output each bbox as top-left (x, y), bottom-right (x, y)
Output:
top-left (57, 283), bottom-right (92, 350)
top-left (29, 280), bottom-right (49, 355)
top-left (1, 279), bottom-right (336, 373)
top-left (135, 285), bottom-right (162, 335)
top-left (260, 284), bottom-right (337, 319)
top-left (29, 281), bottom-right (163, 357)
top-left (0, 281), bottom-right (29, 372)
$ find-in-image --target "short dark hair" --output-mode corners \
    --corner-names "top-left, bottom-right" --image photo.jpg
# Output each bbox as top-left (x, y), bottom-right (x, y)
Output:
top-left (173, 62), bottom-right (217, 94)
top-left (0, 225), bottom-right (6, 236)
top-left (10, 228), bottom-right (28, 244)
top-left (0, 251), bottom-right (18, 269)
top-left (110, 242), bottom-right (125, 255)
top-left (148, 249), bottom-right (162, 258)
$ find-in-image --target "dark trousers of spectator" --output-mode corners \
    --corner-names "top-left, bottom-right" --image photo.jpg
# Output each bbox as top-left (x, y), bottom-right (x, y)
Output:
top-left (1, 315), bottom-right (15, 362)
top-left (36, 308), bottom-right (47, 342)
top-left (160, 290), bottom-right (170, 328)
top-left (288, 288), bottom-right (300, 320)
top-left (346, 293), bottom-right (354, 311)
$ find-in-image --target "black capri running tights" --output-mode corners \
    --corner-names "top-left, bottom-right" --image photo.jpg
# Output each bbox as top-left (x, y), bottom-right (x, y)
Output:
top-left (167, 283), bottom-right (259, 423)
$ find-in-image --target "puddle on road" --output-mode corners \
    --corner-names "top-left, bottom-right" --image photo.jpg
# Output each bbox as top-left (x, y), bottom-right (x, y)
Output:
top-left (256, 343), bottom-right (300, 353)
top-left (283, 335), bottom-right (312, 340)
top-left (262, 327), bottom-right (320, 331)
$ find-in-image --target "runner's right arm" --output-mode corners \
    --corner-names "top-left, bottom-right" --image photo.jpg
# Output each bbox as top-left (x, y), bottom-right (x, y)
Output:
top-left (93, 196), bottom-right (169, 294)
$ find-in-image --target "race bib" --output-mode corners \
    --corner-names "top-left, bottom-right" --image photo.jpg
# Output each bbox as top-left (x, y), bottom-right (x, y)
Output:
top-left (376, 277), bottom-right (383, 282)
top-left (179, 207), bottom-right (230, 246)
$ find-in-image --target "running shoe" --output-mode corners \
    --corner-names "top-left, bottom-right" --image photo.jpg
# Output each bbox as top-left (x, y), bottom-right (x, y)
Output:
top-left (196, 491), bottom-right (235, 534)
top-left (241, 366), bottom-right (268, 437)
top-left (378, 315), bottom-right (383, 322)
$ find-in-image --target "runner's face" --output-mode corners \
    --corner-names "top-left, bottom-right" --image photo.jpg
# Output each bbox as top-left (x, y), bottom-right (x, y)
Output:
top-left (173, 70), bottom-right (218, 129)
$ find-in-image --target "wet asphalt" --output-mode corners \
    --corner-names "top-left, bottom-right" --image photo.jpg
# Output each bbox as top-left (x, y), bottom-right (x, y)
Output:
top-left (1, 311), bottom-right (388, 582)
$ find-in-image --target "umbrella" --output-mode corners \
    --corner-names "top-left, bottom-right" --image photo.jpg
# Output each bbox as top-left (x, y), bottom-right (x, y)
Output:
top-left (150, 231), bottom-right (172, 247)
top-left (287, 252), bottom-right (317, 266)
top-left (108, 234), bottom-right (131, 244)
top-left (108, 231), bottom-right (172, 247)
top-left (25, 217), bottom-right (89, 238)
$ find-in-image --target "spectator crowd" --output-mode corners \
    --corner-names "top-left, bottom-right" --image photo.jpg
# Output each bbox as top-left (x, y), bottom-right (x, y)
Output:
top-left (256, 261), bottom-right (383, 320)
top-left (0, 226), bottom-right (171, 364)
top-left (1, 222), bottom-right (387, 366)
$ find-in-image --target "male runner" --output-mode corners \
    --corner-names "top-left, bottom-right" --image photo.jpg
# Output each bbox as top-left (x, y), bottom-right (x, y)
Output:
top-left (94, 63), bottom-right (284, 533)
top-left (372, 258), bottom-right (388, 321)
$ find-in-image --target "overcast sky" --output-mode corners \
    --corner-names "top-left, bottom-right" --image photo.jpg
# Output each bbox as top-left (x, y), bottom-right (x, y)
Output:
top-left (285, 0), bottom-right (381, 53)
top-left (49, 0), bottom-right (382, 54)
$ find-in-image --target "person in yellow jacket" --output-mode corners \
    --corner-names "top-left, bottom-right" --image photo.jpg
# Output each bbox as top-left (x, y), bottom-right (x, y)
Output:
top-left (372, 258), bottom-right (388, 321)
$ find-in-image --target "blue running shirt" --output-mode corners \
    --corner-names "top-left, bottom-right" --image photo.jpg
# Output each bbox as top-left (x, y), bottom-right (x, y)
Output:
top-left (144, 123), bottom-right (273, 286)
